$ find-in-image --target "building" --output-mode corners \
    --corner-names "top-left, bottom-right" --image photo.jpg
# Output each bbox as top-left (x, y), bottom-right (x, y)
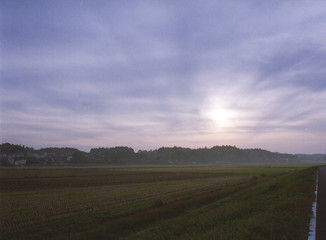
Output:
top-left (15, 159), bottom-right (27, 166)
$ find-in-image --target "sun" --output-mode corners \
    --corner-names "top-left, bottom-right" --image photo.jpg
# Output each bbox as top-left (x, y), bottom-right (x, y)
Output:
top-left (207, 107), bottom-right (234, 129)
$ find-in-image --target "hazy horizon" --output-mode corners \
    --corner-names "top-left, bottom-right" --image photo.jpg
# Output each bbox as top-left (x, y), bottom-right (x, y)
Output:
top-left (2, 142), bottom-right (325, 156)
top-left (1, 0), bottom-right (326, 154)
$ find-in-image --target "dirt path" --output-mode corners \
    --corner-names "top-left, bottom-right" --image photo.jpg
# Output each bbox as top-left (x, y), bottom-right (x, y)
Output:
top-left (316, 166), bottom-right (326, 240)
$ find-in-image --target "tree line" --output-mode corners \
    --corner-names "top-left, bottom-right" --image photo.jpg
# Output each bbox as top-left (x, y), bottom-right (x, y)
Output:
top-left (1, 143), bottom-right (325, 165)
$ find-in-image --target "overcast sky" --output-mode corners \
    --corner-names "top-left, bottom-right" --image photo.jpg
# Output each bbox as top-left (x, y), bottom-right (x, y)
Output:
top-left (1, 0), bottom-right (326, 153)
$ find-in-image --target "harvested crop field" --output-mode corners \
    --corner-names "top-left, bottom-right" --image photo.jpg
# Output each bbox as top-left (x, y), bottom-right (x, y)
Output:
top-left (0, 165), bottom-right (317, 240)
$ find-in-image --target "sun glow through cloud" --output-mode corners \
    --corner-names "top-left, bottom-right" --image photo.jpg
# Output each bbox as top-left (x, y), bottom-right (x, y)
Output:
top-left (206, 107), bottom-right (235, 130)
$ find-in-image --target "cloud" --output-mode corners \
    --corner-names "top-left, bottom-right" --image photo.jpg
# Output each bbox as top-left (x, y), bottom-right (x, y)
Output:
top-left (1, 0), bottom-right (326, 153)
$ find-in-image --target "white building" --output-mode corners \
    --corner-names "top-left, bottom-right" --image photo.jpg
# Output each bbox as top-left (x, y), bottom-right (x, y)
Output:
top-left (15, 159), bottom-right (26, 166)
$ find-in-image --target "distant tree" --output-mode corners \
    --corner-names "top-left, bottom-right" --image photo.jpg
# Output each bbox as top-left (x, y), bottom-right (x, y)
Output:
top-left (104, 147), bottom-right (135, 164)
top-left (0, 143), bottom-right (32, 155)
top-left (71, 152), bottom-right (87, 163)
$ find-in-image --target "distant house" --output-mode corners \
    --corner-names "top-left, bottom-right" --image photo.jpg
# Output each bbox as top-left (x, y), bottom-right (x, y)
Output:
top-left (39, 158), bottom-right (48, 165)
top-left (36, 153), bottom-right (48, 158)
top-left (8, 158), bottom-right (15, 165)
top-left (33, 153), bottom-right (41, 159)
top-left (66, 156), bottom-right (73, 161)
top-left (15, 159), bottom-right (26, 166)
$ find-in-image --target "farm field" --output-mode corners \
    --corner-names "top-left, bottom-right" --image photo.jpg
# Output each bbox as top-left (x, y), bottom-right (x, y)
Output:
top-left (0, 165), bottom-right (317, 240)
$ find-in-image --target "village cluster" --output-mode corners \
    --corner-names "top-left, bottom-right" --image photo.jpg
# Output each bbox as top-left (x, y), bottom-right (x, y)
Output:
top-left (0, 151), bottom-right (74, 166)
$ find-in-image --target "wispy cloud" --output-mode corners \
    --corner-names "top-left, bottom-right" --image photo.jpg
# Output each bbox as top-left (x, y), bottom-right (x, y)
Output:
top-left (1, 0), bottom-right (326, 153)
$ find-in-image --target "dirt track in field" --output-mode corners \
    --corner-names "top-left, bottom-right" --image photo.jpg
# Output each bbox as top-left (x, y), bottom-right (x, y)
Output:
top-left (316, 166), bottom-right (326, 240)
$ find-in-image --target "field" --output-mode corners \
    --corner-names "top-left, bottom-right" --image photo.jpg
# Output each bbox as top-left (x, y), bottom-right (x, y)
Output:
top-left (0, 165), bottom-right (317, 240)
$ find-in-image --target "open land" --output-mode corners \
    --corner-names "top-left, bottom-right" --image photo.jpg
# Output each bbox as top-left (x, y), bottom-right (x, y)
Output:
top-left (317, 166), bottom-right (326, 240)
top-left (0, 165), bottom-right (318, 240)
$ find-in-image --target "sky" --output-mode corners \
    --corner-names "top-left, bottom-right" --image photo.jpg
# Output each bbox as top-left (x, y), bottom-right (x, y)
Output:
top-left (1, 0), bottom-right (326, 154)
